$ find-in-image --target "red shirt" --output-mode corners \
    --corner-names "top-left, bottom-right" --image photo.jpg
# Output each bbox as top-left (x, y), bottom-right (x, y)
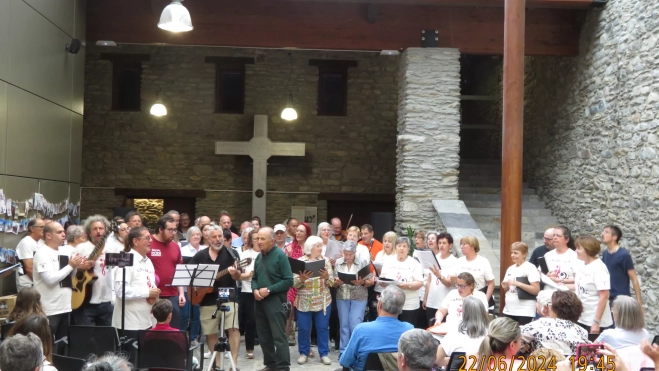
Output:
top-left (148, 237), bottom-right (183, 297)
top-left (147, 323), bottom-right (187, 371)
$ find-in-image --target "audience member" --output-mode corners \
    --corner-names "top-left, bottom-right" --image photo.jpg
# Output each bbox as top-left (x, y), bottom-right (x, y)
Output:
top-left (8, 315), bottom-right (55, 368)
top-left (398, 329), bottom-right (438, 371)
top-left (16, 218), bottom-right (45, 292)
top-left (339, 286), bottom-right (413, 371)
top-left (435, 296), bottom-right (489, 366)
top-left (0, 333), bottom-right (48, 371)
top-left (601, 225), bottom-right (643, 309)
top-left (474, 317), bottom-right (523, 369)
top-left (146, 298), bottom-right (196, 370)
top-left (7, 287), bottom-right (45, 323)
top-left (596, 295), bottom-right (651, 348)
top-left (83, 354), bottom-right (133, 371)
top-left (535, 290), bottom-right (553, 318)
top-left (501, 242), bottom-right (540, 325)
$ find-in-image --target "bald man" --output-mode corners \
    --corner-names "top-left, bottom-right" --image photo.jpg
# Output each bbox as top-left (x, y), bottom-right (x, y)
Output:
top-left (529, 228), bottom-right (555, 267)
top-left (329, 217), bottom-right (347, 242)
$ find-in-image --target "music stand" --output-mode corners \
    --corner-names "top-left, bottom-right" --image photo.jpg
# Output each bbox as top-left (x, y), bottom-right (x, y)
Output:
top-left (105, 252), bottom-right (134, 338)
top-left (171, 264), bottom-right (220, 290)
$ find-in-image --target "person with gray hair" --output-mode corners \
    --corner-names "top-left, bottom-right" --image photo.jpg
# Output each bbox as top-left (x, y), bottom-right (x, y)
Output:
top-left (595, 295), bottom-right (651, 349)
top-left (333, 240), bottom-right (374, 354)
top-left (339, 286), bottom-right (413, 371)
top-left (66, 225), bottom-right (87, 246)
top-left (435, 296), bottom-right (489, 366)
top-left (83, 353), bottom-right (133, 371)
top-left (398, 329), bottom-right (439, 371)
top-left (0, 333), bottom-right (45, 371)
top-left (74, 214), bottom-right (119, 326)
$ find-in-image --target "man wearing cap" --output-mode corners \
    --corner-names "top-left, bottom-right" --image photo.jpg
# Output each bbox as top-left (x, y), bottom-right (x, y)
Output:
top-left (274, 224), bottom-right (288, 250)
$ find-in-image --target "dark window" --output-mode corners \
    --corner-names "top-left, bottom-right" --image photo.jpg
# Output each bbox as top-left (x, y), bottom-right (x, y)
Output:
top-left (318, 71), bottom-right (347, 116)
top-left (113, 62), bottom-right (142, 111)
top-left (217, 69), bottom-right (245, 113)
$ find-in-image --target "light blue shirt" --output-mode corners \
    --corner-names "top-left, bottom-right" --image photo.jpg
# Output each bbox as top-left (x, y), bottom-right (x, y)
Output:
top-left (339, 316), bottom-right (413, 371)
top-left (596, 327), bottom-right (652, 349)
top-left (231, 238), bottom-right (244, 248)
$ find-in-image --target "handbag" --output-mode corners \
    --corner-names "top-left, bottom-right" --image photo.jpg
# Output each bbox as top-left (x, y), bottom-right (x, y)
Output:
top-left (260, 255), bottom-right (292, 317)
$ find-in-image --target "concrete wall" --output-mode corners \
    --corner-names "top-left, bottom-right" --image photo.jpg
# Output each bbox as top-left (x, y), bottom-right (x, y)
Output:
top-left (0, 0), bottom-right (85, 293)
top-left (82, 45), bottom-right (398, 225)
top-left (524, 2), bottom-right (659, 330)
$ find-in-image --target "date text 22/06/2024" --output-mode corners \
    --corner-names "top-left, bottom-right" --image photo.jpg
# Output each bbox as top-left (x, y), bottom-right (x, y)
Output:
top-left (457, 355), bottom-right (616, 371)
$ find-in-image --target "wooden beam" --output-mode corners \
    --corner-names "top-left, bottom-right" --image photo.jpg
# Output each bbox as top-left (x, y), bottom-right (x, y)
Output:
top-left (318, 193), bottom-right (395, 202)
top-left (279, 0), bottom-right (595, 9)
top-left (86, 0), bottom-right (583, 56)
top-left (115, 188), bottom-right (206, 198)
top-left (499, 0), bottom-right (525, 313)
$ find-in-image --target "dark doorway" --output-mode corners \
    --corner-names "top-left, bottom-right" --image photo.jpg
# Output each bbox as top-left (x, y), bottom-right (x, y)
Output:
top-left (163, 197), bottom-right (196, 224)
top-left (325, 194), bottom-right (395, 240)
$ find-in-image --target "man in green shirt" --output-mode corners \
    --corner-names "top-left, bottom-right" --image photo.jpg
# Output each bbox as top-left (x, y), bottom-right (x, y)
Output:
top-left (252, 227), bottom-right (294, 371)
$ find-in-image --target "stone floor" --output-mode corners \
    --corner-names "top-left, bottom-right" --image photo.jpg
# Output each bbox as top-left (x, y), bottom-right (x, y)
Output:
top-left (194, 337), bottom-right (342, 371)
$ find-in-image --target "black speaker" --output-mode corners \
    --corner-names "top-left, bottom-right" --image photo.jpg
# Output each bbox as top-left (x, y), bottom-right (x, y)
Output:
top-left (66, 38), bottom-right (82, 54)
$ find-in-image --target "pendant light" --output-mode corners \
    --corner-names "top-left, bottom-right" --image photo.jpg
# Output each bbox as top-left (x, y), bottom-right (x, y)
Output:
top-left (150, 89), bottom-right (167, 117)
top-left (158, 1), bottom-right (193, 33)
top-left (280, 53), bottom-right (298, 121)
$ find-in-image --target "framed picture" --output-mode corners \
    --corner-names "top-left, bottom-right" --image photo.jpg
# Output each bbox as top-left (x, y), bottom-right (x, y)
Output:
top-left (291, 206), bottom-right (318, 235)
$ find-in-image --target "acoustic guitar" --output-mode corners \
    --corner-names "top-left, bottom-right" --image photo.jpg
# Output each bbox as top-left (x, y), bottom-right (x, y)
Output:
top-left (188, 258), bottom-right (252, 305)
top-left (71, 235), bottom-right (107, 310)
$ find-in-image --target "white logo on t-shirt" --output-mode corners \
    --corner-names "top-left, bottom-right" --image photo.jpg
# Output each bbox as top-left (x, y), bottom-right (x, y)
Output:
top-left (151, 249), bottom-right (161, 257)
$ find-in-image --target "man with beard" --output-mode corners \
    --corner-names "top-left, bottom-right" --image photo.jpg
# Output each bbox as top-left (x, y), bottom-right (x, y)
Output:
top-left (149, 214), bottom-right (186, 329)
top-left (189, 225), bottom-right (242, 369)
top-left (73, 215), bottom-right (120, 326)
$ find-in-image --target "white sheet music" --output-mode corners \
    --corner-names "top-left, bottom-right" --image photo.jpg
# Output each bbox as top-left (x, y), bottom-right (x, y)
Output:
top-left (171, 264), bottom-right (220, 287)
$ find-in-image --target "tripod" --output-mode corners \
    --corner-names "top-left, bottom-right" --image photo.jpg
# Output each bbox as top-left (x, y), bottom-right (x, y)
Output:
top-left (206, 303), bottom-right (237, 371)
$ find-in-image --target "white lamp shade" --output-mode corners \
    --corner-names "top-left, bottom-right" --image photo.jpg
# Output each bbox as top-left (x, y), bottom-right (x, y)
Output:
top-left (158, 1), bottom-right (193, 32)
top-left (150, 103), bottom-right (167, 116)
top-left (281, 107), bottom-right (298, 121)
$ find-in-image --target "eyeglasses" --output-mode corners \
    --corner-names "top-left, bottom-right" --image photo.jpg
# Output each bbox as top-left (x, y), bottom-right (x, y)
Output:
top-left (543, 237), bottom-right (552, 241)
top-left (166, 228), bottom-right (178, 233)
top-left (455, 283), bottom-right (469, 289)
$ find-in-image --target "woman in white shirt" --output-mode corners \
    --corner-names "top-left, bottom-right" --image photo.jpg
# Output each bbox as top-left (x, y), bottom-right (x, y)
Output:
top-left (435, 296), bottom-right (489, 366)
top-left (434, 272), bottom-right (489, 331)
top-left (545, 226), bottom-right (580, 288)
top-left (413, 230), bottom-right (434, 328)
top-left (113, 227), bottom-right (161, 359)
top-left (317, 222), bottom-right (332, 256)
top-left (373, 231), bottom-right (397, 293)
top-left (424, 232), bottom-right (457, 326)
top-left (596, 296), bottom-right (651, 349)
top-left (452, 236), bottom-right (495, 307)
top-left (379, 237), bottom-right (424, 326)
top-left (502, 242), bottom-right (540, 325)
top-left (239, 229), bottom-right (261, 359)
top-left (573, 235), bottom-right (613, 335)
top-left (179, 226), bottom-right (205, 343)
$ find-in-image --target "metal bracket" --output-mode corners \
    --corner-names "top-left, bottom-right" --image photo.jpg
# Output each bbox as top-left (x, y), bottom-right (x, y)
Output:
top-left (421, 30), bottom-right (439, 48)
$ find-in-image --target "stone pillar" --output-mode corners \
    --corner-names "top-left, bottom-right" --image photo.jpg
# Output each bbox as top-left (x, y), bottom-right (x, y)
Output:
top-left (396, 48), bottom-right (461, 232)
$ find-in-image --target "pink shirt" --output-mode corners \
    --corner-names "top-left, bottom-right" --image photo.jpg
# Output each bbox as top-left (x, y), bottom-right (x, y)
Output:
top-left (148, 237), bottom-right (183, 297)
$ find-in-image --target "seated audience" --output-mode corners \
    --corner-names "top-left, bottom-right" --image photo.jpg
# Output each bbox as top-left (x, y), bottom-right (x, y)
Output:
top-left (434, 272), bottom-right (488, 330)
top-left (0, 333), bottom-right (48, 371)
top-left (521, 290), bottom-right (589, 355)
top-left (435, 296), bottom-right (489, 366)
top-left (596, 295), bottom-right (651, 348)
top-left (641, 339), bottom-right (659, 370)
top-left (398, 329), bottom-right (438, 371)
top-left (339, 286), bottom-right (413, 371)
top-left (83, 354), bottom-right (133, 371)
top-left (7, 287), bottom-right (46, 323)
top-left (469, 317), bottom-right (523, 370)
top-left (8, 315), bottom-right (56, 371)
top-left (535, 290), bottom-right (553, 318)
top-left (147, 299), bottom-right (198, 371)
top-left (530, 348), bottom-right (566, 362)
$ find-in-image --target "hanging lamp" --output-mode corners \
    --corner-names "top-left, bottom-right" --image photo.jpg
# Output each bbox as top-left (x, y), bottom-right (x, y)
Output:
top-left (150, 89), bottom-right (167, 116)
top-left (280, 53), bottom-right (298, 121)
top-left (158, 1), bottom-right (194, 33)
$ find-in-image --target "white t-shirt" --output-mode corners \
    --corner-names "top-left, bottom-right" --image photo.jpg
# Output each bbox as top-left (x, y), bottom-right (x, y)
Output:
top-left (75, 240), bottom-right (122, 304)
top-left (356, 244), bottom-right (371, 266)
top-left (575, 259), bottom-right (612, 327)
top-left (15, 236), bottom-right (42, 292)
top-left (426, 254), bottom-right (457, 309)
top-left (239, 248), bottom-right (260, 292)
top-left (33, 245), bottom-right (74, 316)
top-left (380, 256), bottom-right (424, 310)
top-left (544, 248), bottom-right (582, 280)
top-left (452, 255), bottom-right (495, 291)
top-left (440, 289), bottom-right (489, 330)
top-left (441, 331), bottom-right (487, 357)
top-left (503, 261), bottom-right (540, 317)
top-left (112, 250), bottom-right (156, 330)
top-left (373, 251), bottom-right (397, 292)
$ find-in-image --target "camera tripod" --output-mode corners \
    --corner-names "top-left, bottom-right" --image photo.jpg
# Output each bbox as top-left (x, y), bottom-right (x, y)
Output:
top-left (206, 303), bottom-right (237, 371)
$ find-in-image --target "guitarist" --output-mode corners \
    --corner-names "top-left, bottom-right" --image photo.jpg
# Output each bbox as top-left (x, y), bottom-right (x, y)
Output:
top-left (188, 225), bottom-right (242, 370)
top-left (73, 215), bottom-right (119, 326)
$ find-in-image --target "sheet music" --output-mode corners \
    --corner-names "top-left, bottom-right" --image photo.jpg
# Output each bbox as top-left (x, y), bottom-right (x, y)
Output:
top-left (414, 250), bottom-right (441, 271)
top-left (540, 274), bottom-right (569, 291)
top-left (171, 264), bottom-right (220, 287)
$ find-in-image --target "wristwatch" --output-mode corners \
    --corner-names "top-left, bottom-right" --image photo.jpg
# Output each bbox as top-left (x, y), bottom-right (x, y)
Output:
top-left (266, 288), bottom-right (271, 294)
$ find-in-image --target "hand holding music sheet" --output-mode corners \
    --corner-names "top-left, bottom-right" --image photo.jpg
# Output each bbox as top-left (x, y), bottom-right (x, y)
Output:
top-left (337, 265), bottom-right (371, 285)
top-left (377, 277), bottom-right (404, 286)
top-left (413, 250), bottom-right (441, 271)
top-left (288, 257), bottom-right (325, 277)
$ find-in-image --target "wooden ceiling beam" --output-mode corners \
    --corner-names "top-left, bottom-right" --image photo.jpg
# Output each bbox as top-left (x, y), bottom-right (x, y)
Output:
top-left (277, 0), bottom-right (597, 9)
top-left (87, 0), bottom-right (583, 56)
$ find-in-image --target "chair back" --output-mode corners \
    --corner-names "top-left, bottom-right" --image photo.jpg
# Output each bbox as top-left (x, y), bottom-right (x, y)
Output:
top-left (53, 354), bottom-right (86, 371)
top-left (68, 325), bottom-right (119, 359)
top-left (364, 352), bottom-right (385, 371)
top-left (137, 329), bottom-right (189, 370)
top-left (447, 352), bottom-right (467, 371)
top-left (1, 322), bottom-right (15, 341)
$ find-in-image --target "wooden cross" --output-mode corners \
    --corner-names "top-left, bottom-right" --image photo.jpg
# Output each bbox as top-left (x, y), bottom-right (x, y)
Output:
top-left (215, 115), bottom-right (306, 225)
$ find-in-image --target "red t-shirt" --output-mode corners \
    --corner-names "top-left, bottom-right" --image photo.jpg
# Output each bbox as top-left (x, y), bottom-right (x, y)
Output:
top-left (148, 237), bottom-right (183, 297)
top-left (147, 323), bottom-right (187, 371)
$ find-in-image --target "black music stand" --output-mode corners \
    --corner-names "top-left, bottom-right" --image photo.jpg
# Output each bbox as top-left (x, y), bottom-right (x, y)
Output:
top-left (171, 264), bottom-right (219, 291)
top-left (105, 252), bottom-right (134, 338)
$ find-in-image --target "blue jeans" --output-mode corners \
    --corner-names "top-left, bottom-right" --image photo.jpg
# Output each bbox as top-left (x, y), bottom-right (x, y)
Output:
top-left (336, 299), bottom-right (367, 352)
top-left (180, 299), bottom-right (201, 341)
top-left (297, 305), bottom-right (331, 357)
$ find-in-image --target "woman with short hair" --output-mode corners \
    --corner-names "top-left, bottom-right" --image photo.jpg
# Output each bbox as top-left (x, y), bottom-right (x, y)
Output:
top-left (379, 237), bottom-right (425, 325)
top-left (435, 296), bottom-right (489, 366)
top-left (451, 236), bottom-right (495, 307)
top-left (293, 236), bottom-right (334, 365)
top-left (501, 242), bottom-right (541, 325)
top-left (317, 222), bottom-right (332, 256)
top-left (573, 235), bottom-right (613, 334)
top-left (596, 296), bottom-right (650, 348)
top-left (66, 225), bottom-right (87, 247)
top-left (424, 232), bottom-right (457, 326)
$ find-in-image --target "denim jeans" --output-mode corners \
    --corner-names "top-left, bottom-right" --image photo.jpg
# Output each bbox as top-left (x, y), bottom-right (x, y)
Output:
top-left (336, 299), bottom-right (367, 352)
top-left (297, 305), bottom-right (331, 357)
top-left (180, 298), bottom-right (201, 341)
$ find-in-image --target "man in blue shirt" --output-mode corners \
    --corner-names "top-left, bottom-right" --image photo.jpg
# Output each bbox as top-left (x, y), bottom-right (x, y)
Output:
top-left (339, 286), bottom-right (413, 371)
top-left (601, 225), bottom-right (643, 311)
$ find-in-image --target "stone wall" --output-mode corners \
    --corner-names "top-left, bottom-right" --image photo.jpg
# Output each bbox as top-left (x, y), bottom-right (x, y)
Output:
top-left (134, 199), bottom-right (164, 229)
top-left (396, 48), bottom-right (461, 232)
top-left (82, 45), bottom-right (398, 225)
top-left (524, 2), bottom-right (659, 330)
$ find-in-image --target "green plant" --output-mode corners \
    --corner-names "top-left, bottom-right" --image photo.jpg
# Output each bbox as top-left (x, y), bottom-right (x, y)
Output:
top-left (406, 226), bottom-right (416, 256)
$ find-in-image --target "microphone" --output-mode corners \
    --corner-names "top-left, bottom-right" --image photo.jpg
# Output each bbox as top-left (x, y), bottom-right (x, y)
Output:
top-left (370, 238), bottom-right (374, 245)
